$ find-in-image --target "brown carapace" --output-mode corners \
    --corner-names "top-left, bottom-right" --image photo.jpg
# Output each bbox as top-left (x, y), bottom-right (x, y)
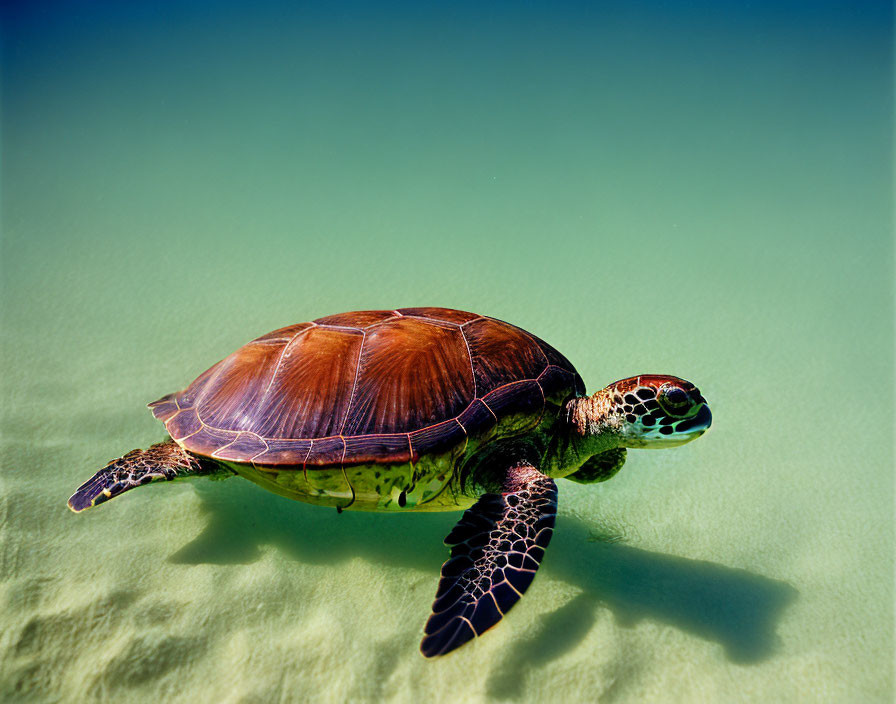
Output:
top-left (146, 307), bottom-right (584, 468)
top-left (68, 307), bottom-right (712, 658)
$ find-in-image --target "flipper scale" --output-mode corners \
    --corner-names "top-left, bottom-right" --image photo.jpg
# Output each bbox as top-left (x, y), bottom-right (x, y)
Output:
top-left (67, 440), bottom-right (214, 512)
top-left (420, 463), bottom-right (557, 657)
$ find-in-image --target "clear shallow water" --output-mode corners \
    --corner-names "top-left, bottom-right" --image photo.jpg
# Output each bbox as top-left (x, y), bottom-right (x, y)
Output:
top-left (1, 1), bottom-right (892, 702)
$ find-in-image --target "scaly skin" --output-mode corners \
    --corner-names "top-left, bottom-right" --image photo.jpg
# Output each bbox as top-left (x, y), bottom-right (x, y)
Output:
top-left (421, 462), bottom-right (557, 657)
top-left (553, 374), bottom-right (712, 477)
top-left (67, 441), bottom-right (227, 512)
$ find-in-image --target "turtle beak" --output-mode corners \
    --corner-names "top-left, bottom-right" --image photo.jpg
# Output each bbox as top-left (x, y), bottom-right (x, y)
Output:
top-left (676, 403), bottom-right (712, 439)
top-left (675, 403), bottom-right (712, 434)
top-left (627, 402), bottom-right (712, 448)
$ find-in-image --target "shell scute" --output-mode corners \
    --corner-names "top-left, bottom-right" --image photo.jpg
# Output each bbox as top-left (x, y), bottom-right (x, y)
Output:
top-left (306, 437), bottom-right (346, 466)
top-left (463, 317), bottom-right (548, 395)
top-left (341, 318), bottom-right (473, 436)
top-left (537, 365), bottom-right (581, 406)
top-left (483, 380), bottom-right (545, 436)
top-left (250, 327), bottom-right (362, 438)
top-left (397, 308), bottom-right (480, 325)
top-left (213, 432), bottom-right (268, 462)
top-left (167, 407), bottom-right (202, 441)
top-left (343, 434), bottom-right (412, 466)
top-left (314, 310), bottom-right (398, 329)
top-left (182, 340), bottom-right (286, 431)
top-left (185, 426), bottom-right (237, 457)
top-left (147, 394), bottom-right (179, 422)
top-left (457, 399), bottom-right (498, 438)
top-left (410, 420), bottom-right (467, 460)
top-left (535, 340), bottom-right (586, 396)
top-left (254, 438), bottom-right (310, 465)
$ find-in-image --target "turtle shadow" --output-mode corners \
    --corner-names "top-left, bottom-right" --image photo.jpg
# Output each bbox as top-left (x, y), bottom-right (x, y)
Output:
top-left (172, 480), bottom-right (796, 668)
top-left (485, 593), bottom-right (599, 700)
top-left (552, 518), bottom-right (797, 663)
top-left (485, 520), bottom-right (798, 699)
top-left (169, 479), bottom-right (450, 568)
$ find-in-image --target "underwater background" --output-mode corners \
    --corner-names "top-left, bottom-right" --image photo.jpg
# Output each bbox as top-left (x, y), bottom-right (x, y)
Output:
top-left (1, 1), bottom-right (892, 702)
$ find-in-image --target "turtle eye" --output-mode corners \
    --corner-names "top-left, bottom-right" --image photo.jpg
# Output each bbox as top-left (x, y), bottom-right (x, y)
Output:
top-left (657, 384), bottom-right (693, 417)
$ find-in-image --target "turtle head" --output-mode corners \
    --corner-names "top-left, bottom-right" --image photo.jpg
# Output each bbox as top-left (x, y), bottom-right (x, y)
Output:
top-left (603, 375), bottom-right (712, 448)
top-left (566, 375), bottom-right (712, 456)
top-left (557, 375), bottom-right (711, 479)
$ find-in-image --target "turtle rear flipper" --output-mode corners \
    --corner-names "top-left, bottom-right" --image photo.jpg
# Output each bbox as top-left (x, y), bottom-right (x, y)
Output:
top-left (68, 440), bottom-right (216, 512)
top-left (420, 463), bottom-right (557, 658)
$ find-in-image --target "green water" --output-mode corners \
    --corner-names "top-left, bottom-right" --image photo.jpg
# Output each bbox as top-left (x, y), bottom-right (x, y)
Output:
top-left (2, 2), bottom-right (893, 702)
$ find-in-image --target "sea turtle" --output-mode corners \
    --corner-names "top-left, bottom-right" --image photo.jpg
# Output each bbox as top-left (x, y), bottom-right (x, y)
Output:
top-left (68, 307), bottom-right (711, 657)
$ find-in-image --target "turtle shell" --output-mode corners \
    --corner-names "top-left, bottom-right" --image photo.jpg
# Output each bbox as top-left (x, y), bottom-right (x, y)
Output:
top-left (148, 308), bottom-right (585, 467)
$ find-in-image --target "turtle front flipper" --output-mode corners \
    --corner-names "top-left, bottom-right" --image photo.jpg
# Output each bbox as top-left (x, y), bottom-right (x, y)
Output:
top-left (420, 463), bottom-right (557, 658)
top-left (68, 439), bottom-right (219, 512)
top-left (565, 448), bottom-right (627, 484)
